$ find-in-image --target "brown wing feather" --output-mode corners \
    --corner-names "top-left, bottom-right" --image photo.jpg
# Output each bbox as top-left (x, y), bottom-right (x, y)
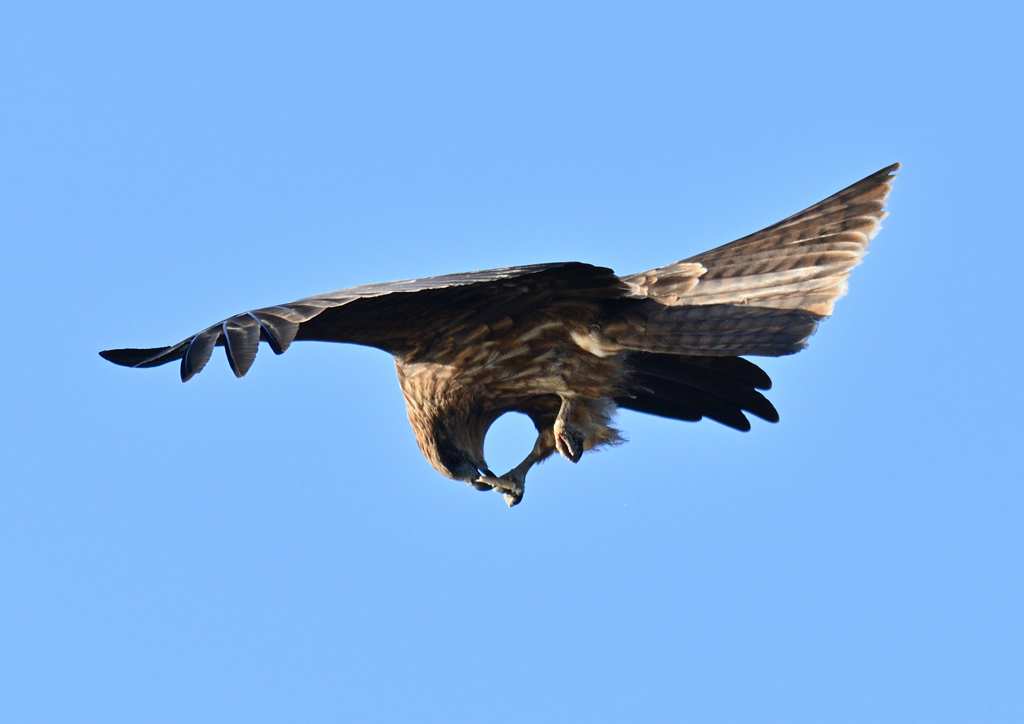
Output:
top-left (607, 163), bottom-right (898, 357)
top-left (100, 262), bottom-right (623, 382)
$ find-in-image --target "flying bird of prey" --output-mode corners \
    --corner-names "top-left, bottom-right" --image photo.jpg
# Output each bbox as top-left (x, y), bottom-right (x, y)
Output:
top-left (101, 164), bottom-right (898, 506)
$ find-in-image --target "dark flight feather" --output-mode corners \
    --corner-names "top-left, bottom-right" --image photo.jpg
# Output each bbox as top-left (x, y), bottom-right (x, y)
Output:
top-left (617, 353), bottom-right (779, 431)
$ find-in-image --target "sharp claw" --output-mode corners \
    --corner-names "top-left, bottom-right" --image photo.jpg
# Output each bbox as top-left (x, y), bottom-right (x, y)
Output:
top-left (477, 474), bottom-right (525, 506)
top-left (555, 430), bottom-right (584, 463)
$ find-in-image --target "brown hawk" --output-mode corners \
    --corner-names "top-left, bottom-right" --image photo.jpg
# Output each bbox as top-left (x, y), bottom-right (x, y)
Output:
top-left (101, 163), bottom-right (898, 506)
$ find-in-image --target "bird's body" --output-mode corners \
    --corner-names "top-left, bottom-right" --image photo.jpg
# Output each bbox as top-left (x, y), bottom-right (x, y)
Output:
top-left (101, 164), bottom-right (899, 505)
top-left (394, 295), bottom-right (628, 502)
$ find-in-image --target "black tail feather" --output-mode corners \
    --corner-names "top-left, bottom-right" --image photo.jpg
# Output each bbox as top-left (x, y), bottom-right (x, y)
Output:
top-left (617, 352), bottom-right (778, 432)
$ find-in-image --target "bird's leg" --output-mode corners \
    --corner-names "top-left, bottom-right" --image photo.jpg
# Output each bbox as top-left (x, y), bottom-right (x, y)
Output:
top-left (477, 429), bottom-right (556, 507)
top-left (554, 397), bottom-right (586, 463)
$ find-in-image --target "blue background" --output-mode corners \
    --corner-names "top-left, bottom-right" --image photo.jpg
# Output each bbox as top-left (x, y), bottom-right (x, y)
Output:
top-left (3, 2), bottom-right (1022, 721)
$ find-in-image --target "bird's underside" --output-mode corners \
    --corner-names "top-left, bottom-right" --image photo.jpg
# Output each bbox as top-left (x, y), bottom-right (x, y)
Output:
top-left (101, 163), bottom-right (898, 506)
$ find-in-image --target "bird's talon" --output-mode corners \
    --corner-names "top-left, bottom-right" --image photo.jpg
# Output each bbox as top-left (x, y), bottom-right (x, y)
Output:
top-left (476, 474), bottom-right (525, 505)
top-left (555, 430), bottom-right (585, 463)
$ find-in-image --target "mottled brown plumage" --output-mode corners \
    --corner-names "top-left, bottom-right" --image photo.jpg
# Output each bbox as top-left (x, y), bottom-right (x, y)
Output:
top-left (101, 164), bottom-right (898, 505)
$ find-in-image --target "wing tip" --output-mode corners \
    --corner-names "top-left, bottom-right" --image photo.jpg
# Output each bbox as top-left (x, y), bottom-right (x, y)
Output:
top-left (99, 346), bottom-right (177, 368)
top-left (99, 348), bottom-right (129, 365)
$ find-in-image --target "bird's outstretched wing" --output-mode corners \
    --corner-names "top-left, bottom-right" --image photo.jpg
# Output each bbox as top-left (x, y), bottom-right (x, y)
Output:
top-left (100, 262), bottom-right (624, 382)
top-left (611, 163), bottom-right (899, 357)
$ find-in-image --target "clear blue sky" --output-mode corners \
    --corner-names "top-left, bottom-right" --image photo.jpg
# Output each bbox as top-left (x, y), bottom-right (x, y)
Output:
top-left (3, 2), bottom-right (1022, 722)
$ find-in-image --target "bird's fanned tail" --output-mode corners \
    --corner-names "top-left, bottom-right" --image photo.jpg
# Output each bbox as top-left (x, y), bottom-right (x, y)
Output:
top-left (617, 353), bottom-right (777, 431)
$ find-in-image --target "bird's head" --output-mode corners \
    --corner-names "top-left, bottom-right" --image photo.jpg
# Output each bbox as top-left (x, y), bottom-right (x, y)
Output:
top-left (395, 359), bottom-right (496, 488)
top-left (433, 441), bottom-right (496, 489)
top-left (423, 424), bottom-right (495, 488)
